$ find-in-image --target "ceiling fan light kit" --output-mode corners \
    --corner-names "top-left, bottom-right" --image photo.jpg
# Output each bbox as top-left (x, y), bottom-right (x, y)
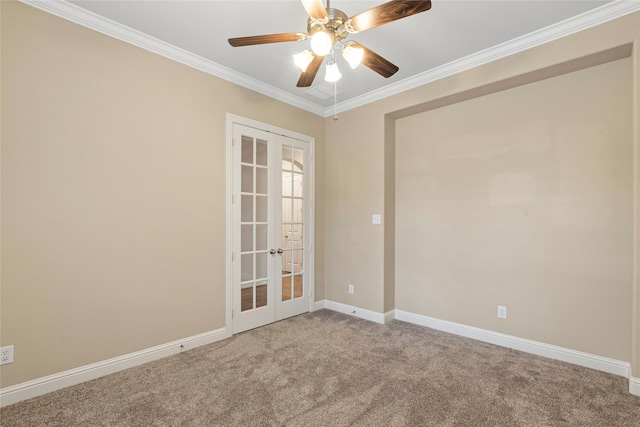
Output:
top-left (293, 49), bottom-right (315, 72)
top-left (310, 31), bottom-right (333, 56)
top-left (228, 0), bottom-right (433, 87)
top-left (324, 60), bottom-right (342, 82)
top-left (342, 42), bottom-right (364, 69)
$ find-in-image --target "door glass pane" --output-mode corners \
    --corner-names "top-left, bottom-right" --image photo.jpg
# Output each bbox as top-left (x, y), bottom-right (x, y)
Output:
top-left (241, 284), bottom-right (254, 312)
top-left (241, 224), bottom-right (253, 252)
top-left (294, 148), bottom-right (304, 172)
top-left (293, 274), bottom-right (303, 299)
top-left (282, 224), bottom-right (292, 249)
top-left (256, 195), bottom-right (268, 222)
top-left (256, 140), bottom-right (268, 166)
top-left (292, 249), bottom-right (303, 272)
top-left (241, 254), bottom-right (253, 282)
top-left (256, 252), bottom-right (268, 280)
top-left (256, 281), bottom-right (268, 308)
top-left (256, 224), bottom-right (268, 251)
top-left (282, 198), bottom-right (292, 222)
top-left (256, 168), bottom-right (268, 194)
top-left (293, 199), bottom-right (303, 223)
top-left (241, 166), bottom-right (253, 193)
top-left (282, 146), bottom-right (292, 166)
top-left (282, 172), bottom-right (293, 197)
top-left (242, 137), bottom-right (253, 164)
top-left (292, 227), bottom-right (303, 250)
top-left (282, 249), bottom-right (292, 274)
top-left (281, 275), bottom-right (292, 301)
top-left (241, 195), bottom-right (253, 222)
top-left (293, 173), bottom-right (303, 197)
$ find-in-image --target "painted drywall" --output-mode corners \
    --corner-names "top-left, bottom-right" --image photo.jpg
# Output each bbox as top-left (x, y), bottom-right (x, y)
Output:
top-left (396, 57), bottom-right (632, 361)
top-left (324, 12), bottom-right (639, 376)
top-left (0, 0), bottom-right (324, 387)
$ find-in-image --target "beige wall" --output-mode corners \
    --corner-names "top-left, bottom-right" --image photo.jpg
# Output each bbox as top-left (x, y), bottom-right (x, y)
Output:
top-left (0, 1), bottom-right (324, 387)
top-left (324, 11), bottom-right (640, 375)
top-left (396, 57), bottom-right (632, 361)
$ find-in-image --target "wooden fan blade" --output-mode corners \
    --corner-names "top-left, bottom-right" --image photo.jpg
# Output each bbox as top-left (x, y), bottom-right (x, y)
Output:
top-left (352, 42), bottom-right (399, 78)
top-left (297, 54), bottom-right (324, 87)
top-left (228, 33), bottom-right (307, 47)
top-left (348, 0), bottom-right (432, 33)
top-left (300, 0), bottom-right (328, 20)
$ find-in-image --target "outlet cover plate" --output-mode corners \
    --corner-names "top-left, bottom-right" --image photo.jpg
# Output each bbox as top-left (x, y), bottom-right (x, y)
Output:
top-left (498, 306), bottom-right (507, 319)
top-left (1, 345), bottom-right (14, 365)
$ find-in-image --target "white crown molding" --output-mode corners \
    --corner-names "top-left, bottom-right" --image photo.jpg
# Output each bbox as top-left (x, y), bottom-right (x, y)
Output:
top-left (331, 0), bottom-right (640, 116)
top-left (19, 1), bottom-right (640, 118)
top-left (393, 309), bottom-right (631, 379)
top-left (17, 0), bottom-right (325, 117)
top-left (0, 327), bottom-right (227, 407)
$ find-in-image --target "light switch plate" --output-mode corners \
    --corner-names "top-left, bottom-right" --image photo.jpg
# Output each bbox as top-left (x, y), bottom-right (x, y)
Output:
top-left (372, 214), bottom-right (382, 225)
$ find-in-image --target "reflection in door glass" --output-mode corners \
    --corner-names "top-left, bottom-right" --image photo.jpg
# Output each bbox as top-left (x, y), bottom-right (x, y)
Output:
top-left (294, 148), bottom-right (304, 171)
top-left (281, 143), bottom-right (304, 303)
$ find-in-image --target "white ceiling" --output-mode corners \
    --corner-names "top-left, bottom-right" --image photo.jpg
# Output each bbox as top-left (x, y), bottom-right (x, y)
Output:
top-left (23, 1), bottom-right (640, 116)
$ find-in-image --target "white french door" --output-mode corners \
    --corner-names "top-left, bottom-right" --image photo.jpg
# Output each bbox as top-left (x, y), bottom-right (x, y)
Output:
top-left (230, 121), bottom-right (312, 334)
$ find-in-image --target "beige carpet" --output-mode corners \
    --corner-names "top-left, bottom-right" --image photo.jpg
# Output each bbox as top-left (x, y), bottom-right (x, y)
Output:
top-left (1, 309), bottom-right (639, 426)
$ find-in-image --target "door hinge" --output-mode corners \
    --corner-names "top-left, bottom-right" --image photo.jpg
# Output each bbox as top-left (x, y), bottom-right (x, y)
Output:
top-left (232, 309), bottom-right (234, 319)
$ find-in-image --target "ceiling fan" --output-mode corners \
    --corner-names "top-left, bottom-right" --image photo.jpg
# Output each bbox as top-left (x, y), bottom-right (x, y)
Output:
top-left (228, 0), bottom-right (432, 87)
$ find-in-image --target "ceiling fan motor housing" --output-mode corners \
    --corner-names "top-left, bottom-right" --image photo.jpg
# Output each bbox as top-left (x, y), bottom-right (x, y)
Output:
top-left (307, 8), bottom-right (349, 45)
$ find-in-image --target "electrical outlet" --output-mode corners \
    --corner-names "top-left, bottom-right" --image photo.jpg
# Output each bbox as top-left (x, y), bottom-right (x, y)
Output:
top-left (348, 284), bottom-right (354, 294)
top-left (498, 306), bottom-right (507, 319)
top-left (1, 345), bottom-right (14, 365)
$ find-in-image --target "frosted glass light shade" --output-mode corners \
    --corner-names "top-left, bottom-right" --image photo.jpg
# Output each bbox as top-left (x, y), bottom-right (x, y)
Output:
top-left (324, 61), bottom-right (342, 82)
top-left (310, 31), bottom-right (332, 56)
top-left (342, 44), bottom-right (364, 69)
top-left (293, 50), bottom-right (314, 72)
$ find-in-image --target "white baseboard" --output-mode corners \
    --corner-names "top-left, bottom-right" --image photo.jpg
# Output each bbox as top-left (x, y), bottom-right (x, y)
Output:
top-left (314, 299), bottom-right (326, 311)
top-left (630, 375), bottom-right (640, 396)
top-left (394, 309), bottom-right (630, 378)
top-left (384, 310), bottom-right (395, 324)
top-left (0, 327), bottom-right (227, 407)
top-left (323, 300), bottom-right (386, 324)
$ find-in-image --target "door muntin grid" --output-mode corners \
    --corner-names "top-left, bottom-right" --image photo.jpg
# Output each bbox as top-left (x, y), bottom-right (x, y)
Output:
top-left (240, 135), bottom-right (269, 311)
top-left (281, 145), bottom-right (304, 302)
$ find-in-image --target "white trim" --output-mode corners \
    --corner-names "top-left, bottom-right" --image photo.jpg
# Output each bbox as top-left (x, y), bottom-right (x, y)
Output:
top-left (630, 375), bottom-right (640, 396)
top-left (18, 0), bottom-right (324, 117)
top-left (225, 114), bottom-right (315, 334)
top-left (18, 1), bottom-right (640, 118)
top-left (314, 299), bottom-right (326, 311)
top-left (323, 300), bottom-right (386, 324)
top-left (393, 310), bottom-right (630, 378)
top-left (0, 328), bottom-right (227, 407)
top-left (225, 114), bottom-right (235, 339)
top-left (331, 0), bottom-right (640, 115)
top-left (384, 310), bottom-right (395, 324)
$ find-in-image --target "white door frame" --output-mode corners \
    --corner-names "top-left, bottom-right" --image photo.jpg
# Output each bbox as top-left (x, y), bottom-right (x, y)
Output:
top-left (225, 114), bottom-right (315, 336)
